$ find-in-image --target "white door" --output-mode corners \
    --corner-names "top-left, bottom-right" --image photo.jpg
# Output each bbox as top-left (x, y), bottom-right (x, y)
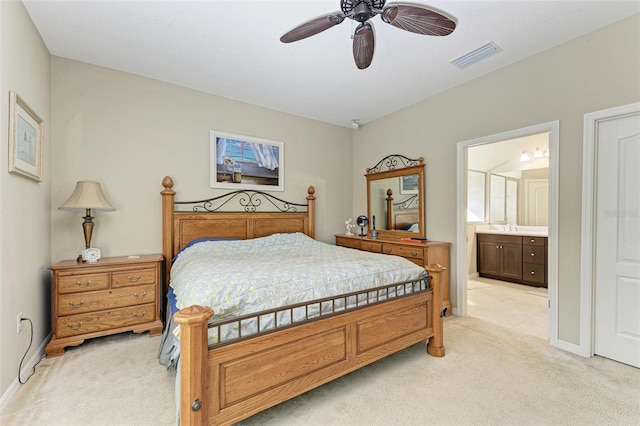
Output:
top-left (525, 179), bottom-right (548, 226)
top-left (594, 111), bottom-right (640, 367)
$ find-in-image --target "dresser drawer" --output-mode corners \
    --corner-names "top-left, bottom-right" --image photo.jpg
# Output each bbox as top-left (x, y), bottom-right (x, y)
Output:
top-left (524, 245), bottom-right (546, 265)
top-left (56, 303), bottom-right (155, 338)
top-left (112, 266), bottom-right (157, 288)
top-left (382, 243), bottom-right (424, 261)
top-left (58, 273), bottom-right (109, 294)
top-left (522, 263), bottom-right (545, 284)
top-left (360, 241), bottom-right (382, 253)
top-left (58, 284), bottom-right (156, 316)
top-left (335, 236), bottom-right (360, 249)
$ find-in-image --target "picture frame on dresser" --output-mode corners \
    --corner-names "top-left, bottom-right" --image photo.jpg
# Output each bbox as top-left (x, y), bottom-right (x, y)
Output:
top-left (8, 91), bottom-right (44, 182)
top-left (210, 130), bottom-right (284, 191)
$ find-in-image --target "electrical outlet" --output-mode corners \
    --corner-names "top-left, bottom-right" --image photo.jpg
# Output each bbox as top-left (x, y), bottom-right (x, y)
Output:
top-left (17, 313), bottom-right (23, 333)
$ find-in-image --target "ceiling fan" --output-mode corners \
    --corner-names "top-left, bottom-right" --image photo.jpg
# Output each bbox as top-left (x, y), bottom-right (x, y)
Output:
top-left (280, 0), bottom-right (456, 70)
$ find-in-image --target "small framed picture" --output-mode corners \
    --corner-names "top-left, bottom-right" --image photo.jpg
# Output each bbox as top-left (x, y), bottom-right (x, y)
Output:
top-left (400, 174), bottom-right (419, 194)
top-left (210, 130), bottom-right (284, 191)
top-left (8, 91), bottom-right (44, 182)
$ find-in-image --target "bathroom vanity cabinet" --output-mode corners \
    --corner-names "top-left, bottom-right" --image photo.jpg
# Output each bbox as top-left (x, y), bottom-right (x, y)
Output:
top-left (477, 233), bottom-right (547, 288)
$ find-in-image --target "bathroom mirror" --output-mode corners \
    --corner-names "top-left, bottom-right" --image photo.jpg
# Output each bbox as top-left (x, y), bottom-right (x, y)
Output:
top-left (366, 155), bottom-right (425, 239)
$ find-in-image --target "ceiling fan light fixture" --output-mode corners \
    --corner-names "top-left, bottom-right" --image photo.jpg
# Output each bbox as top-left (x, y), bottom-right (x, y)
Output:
top-left (451, 41), bottom-right (502, 69)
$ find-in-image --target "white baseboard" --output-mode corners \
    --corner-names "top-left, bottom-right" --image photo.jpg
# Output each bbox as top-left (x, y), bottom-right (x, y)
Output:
top-left (0, 334), bottom-right (50, 414)
top-left (553, 337), bottom-right (587, 358)
top-left (468, 272), bottom-right (479, 279)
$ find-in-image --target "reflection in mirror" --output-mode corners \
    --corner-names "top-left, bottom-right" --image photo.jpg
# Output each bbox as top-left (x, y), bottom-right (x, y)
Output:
top-left (366, 155), bottom-right (425, 239)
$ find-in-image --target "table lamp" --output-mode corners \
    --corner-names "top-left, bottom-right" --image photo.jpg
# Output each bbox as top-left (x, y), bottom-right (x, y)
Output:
top-left (59, 181), bottom-right (115, 262)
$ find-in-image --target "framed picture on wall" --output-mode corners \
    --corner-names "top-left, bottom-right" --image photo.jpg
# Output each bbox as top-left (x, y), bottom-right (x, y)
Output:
top-left (210, 130), bottom-right (284, 191)
top-left (8, 91), bottom-right (44, 182)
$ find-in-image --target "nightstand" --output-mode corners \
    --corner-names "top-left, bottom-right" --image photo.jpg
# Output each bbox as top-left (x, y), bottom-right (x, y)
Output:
top-left (45, 254), bottom-right (164, 357)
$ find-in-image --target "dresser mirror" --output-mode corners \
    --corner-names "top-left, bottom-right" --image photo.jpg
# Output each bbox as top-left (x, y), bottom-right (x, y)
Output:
top-left (366, 155), bottom-right (425, 239)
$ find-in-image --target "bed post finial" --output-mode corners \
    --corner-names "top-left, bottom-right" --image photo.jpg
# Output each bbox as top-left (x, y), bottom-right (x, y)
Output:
top-left (162, 176), bottom-right (174, 191)
top-left (161, 176), bottom-right (176, 297)
top-left (307, 186), bottom-right (316, 239)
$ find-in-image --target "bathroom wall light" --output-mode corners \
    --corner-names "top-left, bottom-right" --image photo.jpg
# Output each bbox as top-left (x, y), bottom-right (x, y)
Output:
top-left (533, 147), bottom-right (544, 158)
top-left (351, 119), bottom-right (360, 129)
top-left (520, 151), bottom-right (531, 162)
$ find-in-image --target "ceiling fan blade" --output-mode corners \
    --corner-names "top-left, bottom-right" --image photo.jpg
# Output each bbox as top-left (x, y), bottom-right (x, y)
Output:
top-left (381, 5), bottom-right (456, 36)
top-left (353, 22), bottom-right (375, 70)
top-left (280, 13), bottom-right (346, 43)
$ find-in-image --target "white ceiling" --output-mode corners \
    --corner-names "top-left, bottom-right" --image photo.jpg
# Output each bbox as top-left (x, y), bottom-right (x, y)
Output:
top-left (22, 0), bottom-right (639, 128)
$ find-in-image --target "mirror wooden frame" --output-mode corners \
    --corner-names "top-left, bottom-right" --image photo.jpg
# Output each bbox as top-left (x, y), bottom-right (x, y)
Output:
top-left (366, 155), bottom-right (425, 239)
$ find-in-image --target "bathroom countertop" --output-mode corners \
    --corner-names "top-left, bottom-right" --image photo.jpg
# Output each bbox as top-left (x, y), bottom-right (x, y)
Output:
top-left (474, 225), bottom-right (548, 237)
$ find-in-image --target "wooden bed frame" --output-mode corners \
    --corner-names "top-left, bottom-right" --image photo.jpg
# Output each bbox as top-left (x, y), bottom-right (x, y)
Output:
top-left (161, 176), bottom-right (445, 425)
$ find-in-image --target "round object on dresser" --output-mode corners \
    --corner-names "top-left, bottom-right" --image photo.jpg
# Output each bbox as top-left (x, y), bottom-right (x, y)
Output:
top-left (81, 247), bottom-right (101, 263)
top-left (356, 215), bottom-right (368, 237)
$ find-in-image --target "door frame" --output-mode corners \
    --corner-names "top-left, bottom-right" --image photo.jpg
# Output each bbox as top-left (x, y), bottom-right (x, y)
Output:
top-left (581, 102), bottom-right (640, 358)
top-left (456, 120), bottom-right (559, 347)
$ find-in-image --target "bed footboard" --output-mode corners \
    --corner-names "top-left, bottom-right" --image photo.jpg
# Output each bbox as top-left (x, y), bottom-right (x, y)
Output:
top-left (174, 265), bottom-right (445, 426)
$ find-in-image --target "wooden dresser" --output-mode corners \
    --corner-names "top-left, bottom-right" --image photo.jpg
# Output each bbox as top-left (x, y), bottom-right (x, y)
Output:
top-left (45, 254), bottom-right (164, 357)
top-left (335, 234), bottom-right (452, 316)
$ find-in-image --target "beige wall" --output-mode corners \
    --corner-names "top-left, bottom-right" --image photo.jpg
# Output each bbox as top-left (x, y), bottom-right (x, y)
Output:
top-left (50, 58), bottom-right (353, 262)
top-left (352, 14), bottom-right (640, 345)
top-left (0, 1), bottom-right (51, 403)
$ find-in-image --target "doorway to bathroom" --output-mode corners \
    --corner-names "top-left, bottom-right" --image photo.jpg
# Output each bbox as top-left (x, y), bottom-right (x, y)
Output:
top-left (456, 121), bottom-right (559, 346)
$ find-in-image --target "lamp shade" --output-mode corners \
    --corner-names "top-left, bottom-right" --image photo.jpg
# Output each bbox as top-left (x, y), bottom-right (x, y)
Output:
top-left (59, 181), bottom-right (115, 211)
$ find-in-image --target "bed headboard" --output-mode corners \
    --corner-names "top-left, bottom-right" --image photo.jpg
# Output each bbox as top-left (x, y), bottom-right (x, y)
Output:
top-left (160, 176), bottom-right (316, 295)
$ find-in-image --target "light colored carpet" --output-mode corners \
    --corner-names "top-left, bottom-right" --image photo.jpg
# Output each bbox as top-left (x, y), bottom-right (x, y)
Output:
top-left (2, 316), bottom-right (639, 426)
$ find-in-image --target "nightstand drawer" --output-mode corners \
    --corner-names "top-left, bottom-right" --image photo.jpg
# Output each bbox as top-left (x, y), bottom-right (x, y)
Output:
top-left (112, 266), bottom-right (157, 288)
top-left (58, 273), bottom-right (109, 294)
top-left (382, 244), bottom-right (424, 260)
top-left (56, 303), bottom-right (155, 338)
top-left (58, 284), bottom-right (156, 316)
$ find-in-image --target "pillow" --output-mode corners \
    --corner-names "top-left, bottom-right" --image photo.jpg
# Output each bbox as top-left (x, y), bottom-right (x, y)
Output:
top-left (400, 223), bottom-right (416, 231)
top-left (172, 237), bottom-right (239, 262)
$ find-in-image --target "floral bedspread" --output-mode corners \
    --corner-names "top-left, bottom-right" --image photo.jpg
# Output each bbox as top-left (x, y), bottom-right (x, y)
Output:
top-left (170, 232), bottom-right (428, 320)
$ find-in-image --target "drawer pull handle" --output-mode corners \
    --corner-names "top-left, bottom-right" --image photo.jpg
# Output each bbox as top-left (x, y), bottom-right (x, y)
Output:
top-left (385, 249), bottom-right (392, 253)
top-left (128, 275), bottom-right (142, 282)
top-left (134, 291), bottom-right (148, 299)
top-left (67, 322), bottom-right (84, 330)
top-left (68, 300), bottom-right (85, 308)
top-left (530, 239), bottom-right (536, 243)
top-left (530, 271), bottom-right (536, 275)
top-left (133, 310), bottom-right (147, 318)
top-left (411, 252), bottom-right (418, 257)
top-left (530, 253), bottom-right (535, 257)
top-left (75, 280), bottom-right (92, 288)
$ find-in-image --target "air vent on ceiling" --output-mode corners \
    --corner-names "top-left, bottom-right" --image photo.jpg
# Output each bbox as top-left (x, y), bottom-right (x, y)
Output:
top-left (451, 41), bottom-right (502, 69)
